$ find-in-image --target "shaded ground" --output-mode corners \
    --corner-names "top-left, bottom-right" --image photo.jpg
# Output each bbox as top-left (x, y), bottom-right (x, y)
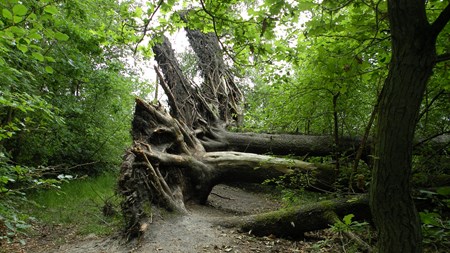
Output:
top-left (8, 184), bottom-right (342, 253)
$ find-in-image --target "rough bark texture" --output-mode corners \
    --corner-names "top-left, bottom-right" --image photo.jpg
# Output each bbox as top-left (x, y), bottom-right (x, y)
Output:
top-left (153, 36), bottom-right (218, 129)
top-left (118, 99), bottom-right (338, 238)
top-left (184, 28), bottom-right (243, 126)
top-left (204, 130), bottom-right (369, 158)
top-left (370, 2), bottom-right (450, 252)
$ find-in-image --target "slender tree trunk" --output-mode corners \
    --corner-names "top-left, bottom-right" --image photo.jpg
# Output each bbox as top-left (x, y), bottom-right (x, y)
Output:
top-left (332, 92), bottom-right (340, 174)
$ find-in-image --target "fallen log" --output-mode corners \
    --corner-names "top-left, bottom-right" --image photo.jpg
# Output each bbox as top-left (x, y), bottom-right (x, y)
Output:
top-left (202, 129), bottom-right (370, 158)
top-left (217, 194), bottom-right (370, 239)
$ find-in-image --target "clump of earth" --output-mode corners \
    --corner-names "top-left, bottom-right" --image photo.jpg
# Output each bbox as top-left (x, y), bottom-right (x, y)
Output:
top-left (12, 184), bottom-right (341, 253)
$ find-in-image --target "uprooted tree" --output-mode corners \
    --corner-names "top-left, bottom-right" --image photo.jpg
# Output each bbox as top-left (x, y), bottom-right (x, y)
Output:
top-left (118, 28), bottom-right (372, 240)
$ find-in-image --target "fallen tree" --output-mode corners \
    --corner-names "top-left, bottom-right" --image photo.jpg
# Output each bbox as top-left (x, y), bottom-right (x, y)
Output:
top-left (118, 98), bottom-right (368, 239)
top-left (116, 21), bottom-right (377, 239)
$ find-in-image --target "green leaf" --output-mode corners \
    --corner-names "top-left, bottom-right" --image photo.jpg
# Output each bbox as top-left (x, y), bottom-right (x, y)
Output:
top-left (12, 4), bottom-right (28, 16)
top-left (2, 9), bottom-right (13, 20)
top-left (343, 214), bottom-right (354, 225)
top-left (420, 212), bottom-right (441, 226)
top-left (16, 44), bottom-right (28, 53)
top-left (29, 32), bottom-right (42, 40)
top-left (43, 6), bottom-right (58, 15)
top-left (45, 66), bottom-right (54, 74)
top-left (436, 186), bottom-right (450, 196)
top-left (54, 31), bottom-right (69, 41)
top-left (13, 15), bottom-right (23, 23)
top-left (297, 2), bottom-right (315, 11)
top-left (9, 26), bottom-right (25, 36)
top-left (32, 52), bottom-right (44, 62)
top-left (134, 7), bottom-right (143, 17)
top-left (45, 56), bottom-right (56, 62)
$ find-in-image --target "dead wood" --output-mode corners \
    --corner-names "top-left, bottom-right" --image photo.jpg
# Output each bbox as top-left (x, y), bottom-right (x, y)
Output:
top-left (216, 194), bottom-right (370, 239)
top-left (118, 99), bottom-right (339, 239)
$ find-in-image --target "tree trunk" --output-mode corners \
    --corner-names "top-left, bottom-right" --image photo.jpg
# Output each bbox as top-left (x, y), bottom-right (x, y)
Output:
top-left (370, 1), bottom-right (450, 252)
top-left (183, 26), bottom-right (243, 126)
top-left (200, 128), bottom-right (370, 158)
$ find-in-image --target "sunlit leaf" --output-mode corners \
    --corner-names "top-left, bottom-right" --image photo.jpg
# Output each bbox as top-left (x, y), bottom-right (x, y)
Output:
top-left (16, 43), bottom-right (28, 53)
top-left (43, 6), bottom-right (58, 15)
top-left (343, 214), bottom-right (354, 225)
top-left (45, 66), bottom-right (54, 74)
top-left (32, 52), bottom-right (44, 62)
top-left (9, 25), bottom-right (25, 35)
top-left (29, 32), bottom-right (42, 40)
top-left (45, 56), bottom-right (56, 62)
top-left (54, 31), bottom-right (69, 41)
top-left (2, 9), bottom-right (13, 20)
top-left (12, 4), bottom-right (28, 16)
top-left (13, 15), bottom-right (23, 23)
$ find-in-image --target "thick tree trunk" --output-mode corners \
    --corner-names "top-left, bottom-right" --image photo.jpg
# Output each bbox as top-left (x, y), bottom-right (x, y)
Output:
top-left (201, 128), bottom-right (369, 158)
top-left (153, 36), bottom-right (219, 129)
top-left (371, 57), bottom-right (429, 253)
top-left (370, 1), bottom-right (450, 252)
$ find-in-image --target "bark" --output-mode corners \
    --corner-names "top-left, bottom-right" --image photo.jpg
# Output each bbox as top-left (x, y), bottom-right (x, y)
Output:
top-left (201, 128), bottom-right (369, 158)
top-left (152, 36), bottom-right (218, 129)
top-left (218, 194), bottom-right (370, 239)
top-left (183, 26), bottom-right (243, 126)
top-left (370, 2), bottom-right (450, 252)
top-left (118, 99), bottom-right (337, 238)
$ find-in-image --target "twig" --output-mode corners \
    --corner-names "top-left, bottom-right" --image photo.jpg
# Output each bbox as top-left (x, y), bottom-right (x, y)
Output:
top-left (210, 192), bottom-right (234, 200)
top-left (133, 0), bottom-right (164, 55)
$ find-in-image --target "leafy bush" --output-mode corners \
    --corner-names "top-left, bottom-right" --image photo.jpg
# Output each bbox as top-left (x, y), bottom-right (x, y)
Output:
top-left (419, 187), bottom-right (450, 251)
top-left (0, 155), bottom-right (66, 242)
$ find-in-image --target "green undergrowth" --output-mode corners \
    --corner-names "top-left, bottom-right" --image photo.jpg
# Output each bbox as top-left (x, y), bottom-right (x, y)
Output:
top-left (262, 173), bottom-right (330, 208)
top-left (25, 172), bottom-right (122, 236)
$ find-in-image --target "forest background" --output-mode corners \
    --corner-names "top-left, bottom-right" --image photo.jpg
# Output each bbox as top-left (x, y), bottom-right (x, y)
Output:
top-left (0, 0), bottom-right (449, 252)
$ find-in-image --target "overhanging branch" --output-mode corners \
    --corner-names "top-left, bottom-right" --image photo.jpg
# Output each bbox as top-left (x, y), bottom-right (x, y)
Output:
top-left (436, 52), bottom-right (450, 63)
top-left (430, 3), bottom-right (450, 37)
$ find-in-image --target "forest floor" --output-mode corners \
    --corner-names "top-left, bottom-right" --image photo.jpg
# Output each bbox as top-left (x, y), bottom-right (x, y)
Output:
top-left (9, 184), bottom-right (347, 253)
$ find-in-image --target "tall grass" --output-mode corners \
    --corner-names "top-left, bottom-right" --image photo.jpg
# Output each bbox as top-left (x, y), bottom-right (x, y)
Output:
top-left (26, 172), bottom-right (122, 236)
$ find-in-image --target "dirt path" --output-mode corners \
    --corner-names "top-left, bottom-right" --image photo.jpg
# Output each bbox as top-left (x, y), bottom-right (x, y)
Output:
top-left (18, 184), bottom-right (333, 253)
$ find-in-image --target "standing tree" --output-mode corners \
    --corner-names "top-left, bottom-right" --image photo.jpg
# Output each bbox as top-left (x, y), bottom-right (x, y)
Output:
top-left (370, 1), bottom-right (450, 252)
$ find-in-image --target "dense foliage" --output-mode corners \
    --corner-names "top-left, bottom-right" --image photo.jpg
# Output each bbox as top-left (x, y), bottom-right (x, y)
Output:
top-left (0, 0), bottom-right (152, 240)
